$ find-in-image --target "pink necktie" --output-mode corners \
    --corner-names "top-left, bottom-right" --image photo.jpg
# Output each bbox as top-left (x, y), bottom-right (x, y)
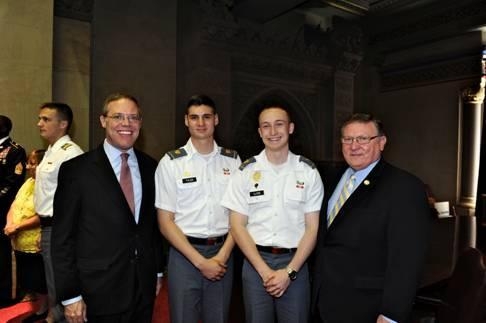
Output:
top-left (120, 153), bottom-right (135, 215)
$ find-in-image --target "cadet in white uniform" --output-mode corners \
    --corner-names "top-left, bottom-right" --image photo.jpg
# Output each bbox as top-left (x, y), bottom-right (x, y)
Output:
top-left (221, 104), bottom-right (324, 323)
top-left (35, 103), bottom-right (83, 323)
top-left (155, 95), bottom-right (240, 323)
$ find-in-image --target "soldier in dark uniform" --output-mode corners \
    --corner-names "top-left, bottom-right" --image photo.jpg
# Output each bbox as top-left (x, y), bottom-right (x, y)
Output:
top-left (0, 115), bottom-right (26, 307)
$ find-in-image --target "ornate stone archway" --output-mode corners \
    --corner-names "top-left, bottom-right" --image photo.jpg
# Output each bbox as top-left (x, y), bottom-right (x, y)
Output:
top-left (233, 88), bottom-right (317, 161)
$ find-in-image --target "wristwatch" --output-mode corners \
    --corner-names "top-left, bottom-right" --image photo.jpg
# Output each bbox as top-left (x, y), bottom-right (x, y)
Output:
top-left (286, 266), bottom-right (297, 281)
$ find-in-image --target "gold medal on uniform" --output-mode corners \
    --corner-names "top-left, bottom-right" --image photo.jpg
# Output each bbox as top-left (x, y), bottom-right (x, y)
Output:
top-left (252, 171), bottom-right (261, 182)
top-left (252, 171), bottom-right (261, 188)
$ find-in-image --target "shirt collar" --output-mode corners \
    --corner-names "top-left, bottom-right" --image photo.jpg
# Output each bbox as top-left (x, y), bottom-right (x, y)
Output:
top-left (349, 158), bottom-right (380, 185)
top-left (185, 138), bottom-right (218, 160)
top-left (103, 139), bottom-right (135, 164)
top-left (257, 149), bottom-right (296, 171)
top-left (0, 136), bottom-right (9, 145)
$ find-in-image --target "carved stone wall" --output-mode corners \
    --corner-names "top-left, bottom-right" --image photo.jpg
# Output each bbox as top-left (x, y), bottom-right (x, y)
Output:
top-left (54, 0), bottom-right (93, 21)
top-left (357, 1), bottom-right (486, 204)
top-left (369, 0), bottom-right (486, 48)
top-left (232, 77), bottom-right (322, 161)
top-left (180, 0), bottom-right (362, 162)
top-left (381, 54), bottom-right (481, 91)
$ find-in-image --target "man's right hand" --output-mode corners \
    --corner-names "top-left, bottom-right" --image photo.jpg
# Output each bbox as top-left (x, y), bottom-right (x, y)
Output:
top-left (64, 299), bottom-right (87, 323)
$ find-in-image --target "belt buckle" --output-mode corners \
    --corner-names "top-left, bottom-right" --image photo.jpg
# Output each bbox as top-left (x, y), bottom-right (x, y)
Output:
top-left (207, 238), bottom-right (217, 245)
top-left (271, 247), bottom-right (281, 254)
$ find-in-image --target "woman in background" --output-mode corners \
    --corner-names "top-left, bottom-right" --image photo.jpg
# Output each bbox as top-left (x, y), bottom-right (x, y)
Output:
top-left (3, 149), bottom-right (47, 320)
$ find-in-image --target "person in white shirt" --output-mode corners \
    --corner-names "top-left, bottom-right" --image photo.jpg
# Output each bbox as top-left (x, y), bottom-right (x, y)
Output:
top-left (155, 94), bottom-right (240, 323)
top-left (221, 103), bottom-right (324, 323)
top-left (35, 103), bottom-right (83, 322)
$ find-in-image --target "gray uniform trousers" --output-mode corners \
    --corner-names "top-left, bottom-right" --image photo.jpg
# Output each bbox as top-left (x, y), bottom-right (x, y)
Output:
top-left (242, 251), bottom-right (310, 323)
top-left (41, 226), bottom-right (66, 322)
top-left (167, 243), bottom-right (234, 323)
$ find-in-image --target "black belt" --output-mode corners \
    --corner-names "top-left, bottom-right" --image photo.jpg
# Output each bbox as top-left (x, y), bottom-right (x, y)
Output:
top-left (39, 216), bottom-right (53, 227)
top-left (256, 245), bottom-right (297, 254)
top-left (186, 234), bottom-right (227, 246)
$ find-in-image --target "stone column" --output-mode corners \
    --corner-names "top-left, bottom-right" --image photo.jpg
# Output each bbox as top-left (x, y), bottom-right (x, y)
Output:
top-left (0, 0), bottom-right (54, 152)
top-left (329, 20), bottom-right (363, 160)
top-left (91, 0), bottom-right (177, 158)
top-left (458, 77), bottom-right (485, 212)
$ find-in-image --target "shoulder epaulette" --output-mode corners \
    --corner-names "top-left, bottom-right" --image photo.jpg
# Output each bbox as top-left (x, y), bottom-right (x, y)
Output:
top-left (167, 148), bottom-right (187, 160)
top-left (239, 157), bottom-right (256, 171)
top-left (11, 141), bottom-right (21, 149)
top-left (299, 156), bottom-right (316, 169)
top-left (61, 143), bottom-right (73, 150)
top-left (220, 148), bottom-right (238, 159)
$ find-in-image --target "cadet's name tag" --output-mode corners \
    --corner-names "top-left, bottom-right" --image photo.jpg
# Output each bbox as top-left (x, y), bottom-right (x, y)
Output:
top-left (182, 177), bottom-right (197, 184)
top-left (249, 190), bottom-right (264, 197)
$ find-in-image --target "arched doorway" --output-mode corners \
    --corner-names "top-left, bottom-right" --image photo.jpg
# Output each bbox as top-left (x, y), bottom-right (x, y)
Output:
top-left (233, 88), bottom-right (318, 161)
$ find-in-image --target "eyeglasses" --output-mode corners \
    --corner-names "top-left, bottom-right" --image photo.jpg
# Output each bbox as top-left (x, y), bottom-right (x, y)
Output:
top-left (105, 113), bottom-right (142, 123)
top-left (341, 135), bottom-right (381, 145)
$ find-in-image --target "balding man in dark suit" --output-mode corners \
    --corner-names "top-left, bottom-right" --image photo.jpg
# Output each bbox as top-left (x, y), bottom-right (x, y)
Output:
top-left (312, 113), bottom-right (431, 323)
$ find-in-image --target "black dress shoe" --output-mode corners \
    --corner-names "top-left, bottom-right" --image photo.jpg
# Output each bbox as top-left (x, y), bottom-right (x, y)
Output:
top-left (22, 310), bottom-right (48, 322)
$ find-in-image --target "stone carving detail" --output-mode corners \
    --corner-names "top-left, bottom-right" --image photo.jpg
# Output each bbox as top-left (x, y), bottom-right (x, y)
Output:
top-left (232, 54), bottom-right (332, 82)
top-left (335, 53), bottom-right (362, 73)
top-left (329, 18), bottom-right (363, 56)
top-left (371, 0), bottom-right (486, 44)
top-left (381, 55), bottom-right (480, 90)
top-left (199, 0), bottom-right (363, 69)
top-left (54, 0), bottom-right (93, 21)
top-left (369, 0), bottom-right (409, 12)
top-left (462, 77), bottom-right (486, 104)
top-left (334, 75), bottom-right (354, 92)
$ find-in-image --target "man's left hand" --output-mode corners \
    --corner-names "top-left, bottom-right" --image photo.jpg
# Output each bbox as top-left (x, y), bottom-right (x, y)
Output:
top-left (64, 299), bottom-right (87, 323)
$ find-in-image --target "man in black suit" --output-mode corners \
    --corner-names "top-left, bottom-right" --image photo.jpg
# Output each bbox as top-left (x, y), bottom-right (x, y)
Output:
top-left (0, 115), bottom-right (26, 306)
top-left (52, 93), bottom-right (163, 323)
top-left (312, 113), bottom-right (431, 323)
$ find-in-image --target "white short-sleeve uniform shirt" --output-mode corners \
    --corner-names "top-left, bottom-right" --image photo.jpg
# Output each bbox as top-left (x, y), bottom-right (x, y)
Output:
top-left (34, 135), bottom-right (83, 217)
top-left (155, 139), bottom-right (241, 238)
top-left (221, 150), bottom-right (324, 249)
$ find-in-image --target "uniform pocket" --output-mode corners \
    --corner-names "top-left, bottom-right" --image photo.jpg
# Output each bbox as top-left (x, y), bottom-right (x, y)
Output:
top-left (176, 176), bottom-right (203, 208)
